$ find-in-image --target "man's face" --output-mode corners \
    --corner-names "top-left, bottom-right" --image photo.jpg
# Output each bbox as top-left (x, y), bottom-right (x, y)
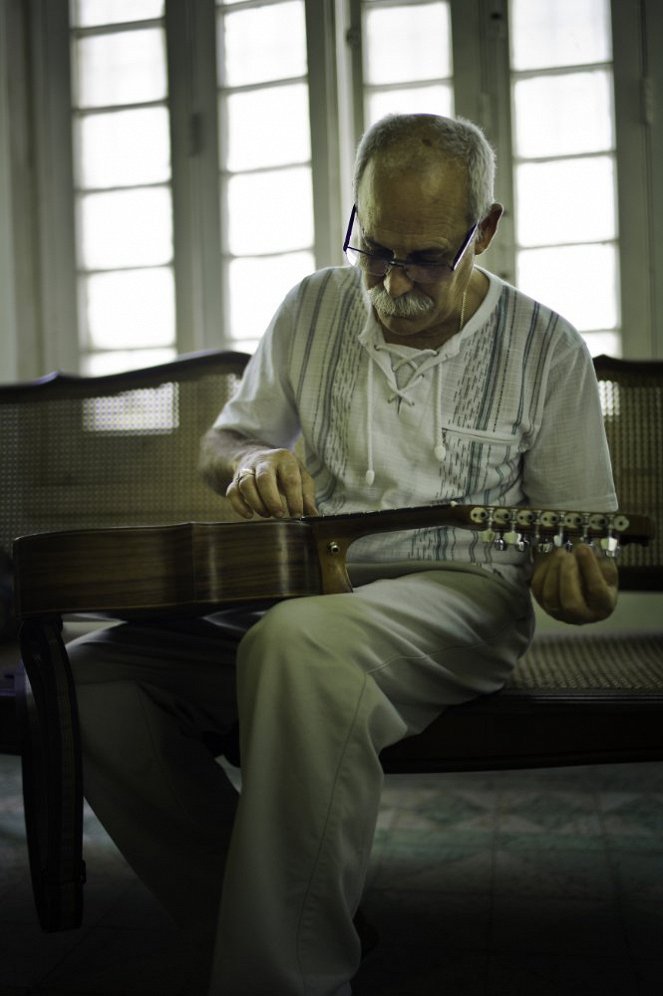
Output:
top-left (356, 159), bottom-right (477, 343)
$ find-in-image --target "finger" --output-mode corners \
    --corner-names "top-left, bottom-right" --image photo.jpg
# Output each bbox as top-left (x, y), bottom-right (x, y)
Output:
top-left (556, 550), bottom-right (592, 620)
top-left (295, 465), bottom-right (319, 517)
top-left (301, 473), bottom-right (319, 517)
top-left (533, 550), bottom-right (586, 621)
top-left (239, 468), bottom-right (276, 518)
top-left (271, 459), bottom-right (319, 518)
top-left (573, 544), bottom-right (618, 615)
top-left (247, 462), bottom-right (291, 518)
top-left (225, 470), bottom-right (262, 519)
top-left (532, 550), bottom-right (564, 611)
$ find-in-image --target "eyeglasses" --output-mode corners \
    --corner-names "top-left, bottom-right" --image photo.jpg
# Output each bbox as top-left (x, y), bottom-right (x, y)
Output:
top-left (342, 204), bottom-right (479, 284)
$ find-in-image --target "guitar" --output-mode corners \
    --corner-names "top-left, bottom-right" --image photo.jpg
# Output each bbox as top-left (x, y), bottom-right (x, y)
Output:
top-left (13, 502), bottom-right (653, 619)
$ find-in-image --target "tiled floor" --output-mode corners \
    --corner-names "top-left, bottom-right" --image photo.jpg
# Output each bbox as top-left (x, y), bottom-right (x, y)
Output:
top-left (1, 754), bottom-right (663, 995)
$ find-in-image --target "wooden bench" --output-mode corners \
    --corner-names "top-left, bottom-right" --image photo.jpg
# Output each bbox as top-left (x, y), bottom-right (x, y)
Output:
top-left (1, 350), bottom-right (662, 932)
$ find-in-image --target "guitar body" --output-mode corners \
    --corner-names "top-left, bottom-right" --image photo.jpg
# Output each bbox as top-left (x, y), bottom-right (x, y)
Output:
top-left (14, 520), bottom-right (326, 617)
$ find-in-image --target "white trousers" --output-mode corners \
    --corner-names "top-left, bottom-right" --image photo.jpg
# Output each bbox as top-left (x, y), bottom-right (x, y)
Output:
top-left (67, 564), bottom-right (534, 996)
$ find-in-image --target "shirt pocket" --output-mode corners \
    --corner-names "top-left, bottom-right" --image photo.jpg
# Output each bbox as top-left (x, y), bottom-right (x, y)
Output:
top-left (437, 423), bottom-right (523, 497)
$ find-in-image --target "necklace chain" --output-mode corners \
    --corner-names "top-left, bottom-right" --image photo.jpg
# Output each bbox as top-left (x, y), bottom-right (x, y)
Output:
top-left (458, 289), bottom-right (468, 332)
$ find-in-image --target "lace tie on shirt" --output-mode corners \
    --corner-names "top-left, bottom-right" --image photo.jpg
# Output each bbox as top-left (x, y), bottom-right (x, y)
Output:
top-left (365, 346), bottom-right (445, 486)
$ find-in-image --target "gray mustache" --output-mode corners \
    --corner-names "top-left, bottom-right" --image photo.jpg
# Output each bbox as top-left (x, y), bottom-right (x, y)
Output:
top-left (368, 285), bottom-right (434, 317)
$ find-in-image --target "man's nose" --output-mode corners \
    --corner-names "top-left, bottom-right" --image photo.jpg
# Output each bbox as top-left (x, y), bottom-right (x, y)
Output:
top-left (382, 262), bottom-right (415, 297)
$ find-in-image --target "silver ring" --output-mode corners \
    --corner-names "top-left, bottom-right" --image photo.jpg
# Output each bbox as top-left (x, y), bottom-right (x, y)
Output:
top-left (235, 467), bottom-right (256, 486)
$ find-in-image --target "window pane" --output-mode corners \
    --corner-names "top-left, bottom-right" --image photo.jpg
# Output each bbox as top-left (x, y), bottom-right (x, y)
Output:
top-left (366, 83), bottom-right (453, 127)
top-left (513, 71), bottom-right (613, 159)
top-left (75, 107), bottom-right (170, 188)
top-left (218, 2), bottom-right (307, 88)
top-left (228, 251), bottom-right (315, 344)
top-left (582, 331), bottom-right (621, 358)
top-left (74, 29), bottom-right (167, 108)
top-left (73, 0), bottom-right (164, 27)
top-left (83, 382), bottom-right (177, 435)
top-left (224, 84), bottom-right (310, 172)
top-left (363, 2), bottom-right (452, 85)
top-left (226, 167), bottom-right (313, 255)
top-left (517, 244), bottom-right (618, 331)
top-left (516, 156), bottom-right (616, 247)
top-left (510, 0), bottom-right (611, 72)
top-left (82, 347), bottom-right (176, 376)
top-left (82, 268), bottom-right (175, 348)
top-left (79, 187), bottom-right (173, 269)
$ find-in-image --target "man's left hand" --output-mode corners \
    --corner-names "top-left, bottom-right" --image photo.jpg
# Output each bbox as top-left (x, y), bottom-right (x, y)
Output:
top-left (531, 544), bottom-right (618, 625)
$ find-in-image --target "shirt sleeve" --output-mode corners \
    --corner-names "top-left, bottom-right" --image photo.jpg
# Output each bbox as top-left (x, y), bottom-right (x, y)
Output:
top-left (522, 332), bottom-right (618, 511)
top-left (213, 289), bottom-right (302, 449)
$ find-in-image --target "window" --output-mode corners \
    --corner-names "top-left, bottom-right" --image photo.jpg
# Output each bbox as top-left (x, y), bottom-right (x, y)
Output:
top-left (216, 0), bottom-right (315, 350)
top-left (360, 0), bottom-right (453, 126)
top-left (510, 0), bottom-right (620, 356)
top-left (1, 0), bottom-right (660, 381)
top-left (70, 0), bottom-right (177, 374)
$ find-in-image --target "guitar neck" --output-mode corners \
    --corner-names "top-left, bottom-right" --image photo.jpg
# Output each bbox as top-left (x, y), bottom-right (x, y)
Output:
top-left (306, 502), bottom-right (466, 544)
top-left (304, 502), bottom-right (653, 548)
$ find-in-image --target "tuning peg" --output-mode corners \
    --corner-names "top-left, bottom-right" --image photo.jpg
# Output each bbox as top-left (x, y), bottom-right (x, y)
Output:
top-left (479, 507), bottom-right (496, 545)
top-left (580, 511), bottom-right (592, 545)
top-left (509, 533), bottom-right (530, 552)
top-left (600, 535), bottom-right (620, 558)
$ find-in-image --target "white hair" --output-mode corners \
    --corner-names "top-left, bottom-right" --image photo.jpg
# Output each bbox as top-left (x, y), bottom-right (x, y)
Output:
top-left (352, 113), bottom-right (496, 222)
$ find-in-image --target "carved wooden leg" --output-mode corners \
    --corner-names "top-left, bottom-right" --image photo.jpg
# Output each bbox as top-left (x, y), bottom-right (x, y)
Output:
top-left (17, 616), bottom-right (85, 931)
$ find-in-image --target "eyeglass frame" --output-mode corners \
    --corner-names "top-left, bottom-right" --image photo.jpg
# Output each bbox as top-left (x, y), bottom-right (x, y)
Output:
top-left (342, 203), bottom-right (479, 283)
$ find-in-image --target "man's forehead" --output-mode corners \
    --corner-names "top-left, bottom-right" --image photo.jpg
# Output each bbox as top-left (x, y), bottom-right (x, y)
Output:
top-left (358, 158), bottom-right (470, 223)
top-left (361, 153), bottom-right (467, 192)
top-left (357, 163), bottom-right (470, 242)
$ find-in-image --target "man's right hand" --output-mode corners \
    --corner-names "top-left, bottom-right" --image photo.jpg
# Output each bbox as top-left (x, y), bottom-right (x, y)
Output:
top-left (226, 448), bottom-right (319, 520)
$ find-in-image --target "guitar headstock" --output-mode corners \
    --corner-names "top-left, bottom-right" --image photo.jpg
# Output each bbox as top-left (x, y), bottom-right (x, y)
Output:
top-left (463, 505), bottom-right (654, 557)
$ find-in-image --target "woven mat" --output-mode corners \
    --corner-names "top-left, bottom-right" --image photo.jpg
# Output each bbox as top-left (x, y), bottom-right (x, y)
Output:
top-left (512, 633), bottom-right (663, 691)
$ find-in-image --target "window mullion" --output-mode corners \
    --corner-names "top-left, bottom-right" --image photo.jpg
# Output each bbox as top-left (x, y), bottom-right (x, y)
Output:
top-left (345, 0), bottom-right (365, 152)
top-left (611, 0), bottom-right (659, 358)
top-left (31, 0), bottom-right (79, 375)
top-left (165, 0), bottom-right (224, 353)
top-left (0, 0), bottom-right (26, 381)
top-left (305, 0), bottom-right (344, 267)
top-left (449, 0), bottom-right (481, 121)
top-left (451, 0), bottom-right (515, 283)
top-left (645, 0), bottom-right (663, 358)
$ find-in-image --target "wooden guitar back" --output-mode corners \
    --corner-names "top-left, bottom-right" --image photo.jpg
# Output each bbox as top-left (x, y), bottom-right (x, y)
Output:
top-left (14, 520), bottom-right (324, 617)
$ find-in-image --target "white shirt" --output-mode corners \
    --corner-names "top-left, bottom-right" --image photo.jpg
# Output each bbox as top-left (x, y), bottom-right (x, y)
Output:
top-left (215, 265), bottom-right (617, 585)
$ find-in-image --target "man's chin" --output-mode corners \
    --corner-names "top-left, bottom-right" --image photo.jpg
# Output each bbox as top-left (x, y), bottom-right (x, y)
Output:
top-left (375, 310), bottom-right (426, 336)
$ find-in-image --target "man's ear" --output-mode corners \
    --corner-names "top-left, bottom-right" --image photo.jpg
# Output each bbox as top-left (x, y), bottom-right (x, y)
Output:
top-left (473, 202), bottom-right (503, 256)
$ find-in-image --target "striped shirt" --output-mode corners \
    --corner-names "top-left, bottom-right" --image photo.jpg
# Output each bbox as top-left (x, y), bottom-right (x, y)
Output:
top-left (216, 265), bottom-right (617, 585)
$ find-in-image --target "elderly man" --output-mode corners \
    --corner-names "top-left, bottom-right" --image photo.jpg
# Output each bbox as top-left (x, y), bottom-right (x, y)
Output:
top-left (70, 114), bottom-right (617, 995)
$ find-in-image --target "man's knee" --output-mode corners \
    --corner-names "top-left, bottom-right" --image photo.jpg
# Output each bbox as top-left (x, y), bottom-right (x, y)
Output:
top-left (235, 597), bottom-right (368, 714)
top-left (66, 624), bottom-right (130, 684)
top-left (239, 594), bottom-right (368, 663)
